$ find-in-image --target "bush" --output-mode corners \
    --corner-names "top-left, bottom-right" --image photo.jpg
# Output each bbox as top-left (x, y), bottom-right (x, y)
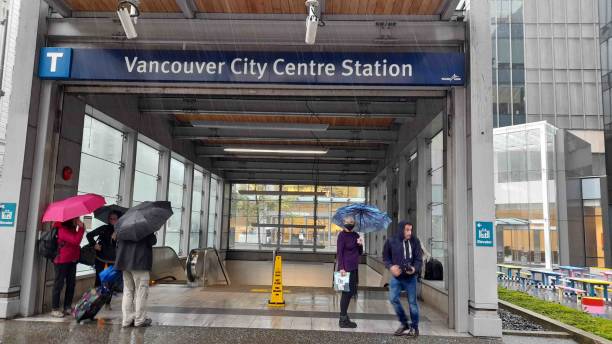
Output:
top-left (498, 287), bottom-right (612, 340)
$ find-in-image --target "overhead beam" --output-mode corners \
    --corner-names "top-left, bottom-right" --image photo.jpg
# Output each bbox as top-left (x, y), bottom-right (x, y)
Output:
top-left (140, 97), bottom-right (416, 118)
top-left (173, 127), bottom-right (398, 143)
top-left (44, 0), bottom-right (72, 18)
top-left (64, 85), bottom-right (448, 98)
top-left (224, 172), bottom-right (372, 185)
top-left (195, 146), bottom-right (386, 160)
top-left (212, 161), bottom-right (378, 174)
top-left (175, 0), bottom-right (197, 19)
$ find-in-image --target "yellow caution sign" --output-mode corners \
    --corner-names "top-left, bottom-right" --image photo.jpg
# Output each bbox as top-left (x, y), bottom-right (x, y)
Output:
top-left (268, 255), bottom-right (285, 307)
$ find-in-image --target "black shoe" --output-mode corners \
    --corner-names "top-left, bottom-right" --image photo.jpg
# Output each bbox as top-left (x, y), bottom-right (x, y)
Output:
top-left (134, 318), bottom-right (152, 328)
top-left (407, 327), bottom-right (419, 337)
top-left (339, 315), bottom-right (357, 328)
top-left (394, 323), bottom-right (410, 336)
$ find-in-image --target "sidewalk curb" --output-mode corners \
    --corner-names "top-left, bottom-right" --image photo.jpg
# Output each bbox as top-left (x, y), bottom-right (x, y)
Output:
top-left (499, 300), bottom-right (611, 344)
top-left (502, 329), bottom-right (572, 338)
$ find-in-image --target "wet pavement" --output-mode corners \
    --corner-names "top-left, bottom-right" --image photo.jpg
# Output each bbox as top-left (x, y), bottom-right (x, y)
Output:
top-left (0, 320), bottom-right (505, 344)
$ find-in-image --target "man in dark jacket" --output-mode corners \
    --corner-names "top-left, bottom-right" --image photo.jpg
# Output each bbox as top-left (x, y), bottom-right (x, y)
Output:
top-left (383, 221), bottom-right (422, 337)
top-left (115, 233), bottom-right (157, 328)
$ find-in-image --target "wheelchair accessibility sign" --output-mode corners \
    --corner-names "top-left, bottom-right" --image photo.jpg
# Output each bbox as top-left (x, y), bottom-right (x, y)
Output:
top-left (475, 221), bottom-right (494, 247)
top-left (0, 203), bottom-right (16, 227)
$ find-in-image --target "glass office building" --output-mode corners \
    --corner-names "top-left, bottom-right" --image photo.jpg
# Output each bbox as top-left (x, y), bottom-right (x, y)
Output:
top-left (492, 0), bottom-right (609, 267)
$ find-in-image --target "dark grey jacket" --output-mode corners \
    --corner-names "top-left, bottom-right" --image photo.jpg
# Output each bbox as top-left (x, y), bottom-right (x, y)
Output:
top-left (115, 234), bottom-right (157, 271)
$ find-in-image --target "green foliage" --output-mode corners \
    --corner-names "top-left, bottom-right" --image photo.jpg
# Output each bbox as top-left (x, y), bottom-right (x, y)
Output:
top-left (498, 287), bottom-right (612, 340)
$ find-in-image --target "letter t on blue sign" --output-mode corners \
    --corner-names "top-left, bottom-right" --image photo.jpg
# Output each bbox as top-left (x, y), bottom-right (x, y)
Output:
top-left (39, 48), bottom-right (72, 79)
top-left (475, 221), bottom-right (494, 247)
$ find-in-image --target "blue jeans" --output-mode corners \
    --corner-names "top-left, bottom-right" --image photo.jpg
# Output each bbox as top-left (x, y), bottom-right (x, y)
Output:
top-left (388, 276), bottom-right (419, 329)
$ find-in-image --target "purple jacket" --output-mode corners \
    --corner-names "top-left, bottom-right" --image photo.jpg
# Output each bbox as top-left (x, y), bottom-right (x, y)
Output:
top-left (336, 231), bottom-right (363, 272)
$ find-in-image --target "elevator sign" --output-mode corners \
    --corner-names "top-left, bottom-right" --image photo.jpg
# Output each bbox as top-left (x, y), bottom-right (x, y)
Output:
top-left (0, 202), bottom-right (16, 227)
top-left (38, 48), bottom-right (465, 86)
top-left (475, 221), bottom-right (494, 247)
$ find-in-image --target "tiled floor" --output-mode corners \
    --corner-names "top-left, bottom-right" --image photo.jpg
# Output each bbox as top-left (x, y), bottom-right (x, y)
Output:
top-left (19, 284), bottom-right (465, 337)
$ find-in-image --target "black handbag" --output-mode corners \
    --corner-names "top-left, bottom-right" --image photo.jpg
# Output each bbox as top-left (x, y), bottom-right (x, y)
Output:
top-left (79, 244), bottom-right (97, 266)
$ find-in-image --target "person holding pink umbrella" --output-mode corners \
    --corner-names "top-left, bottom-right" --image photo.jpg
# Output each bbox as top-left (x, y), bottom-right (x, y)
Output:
top-left (40, 193), bottom-right (106, 318)
top-left (50, 217), bottom-right (85, 318)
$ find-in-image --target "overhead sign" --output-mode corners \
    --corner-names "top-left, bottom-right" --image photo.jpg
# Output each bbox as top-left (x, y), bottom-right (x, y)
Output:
top-left (475, 221), bottom-right (494, 247)
top-left (38, 48), bottom-right (465, 86)
top-left (0, 203), bottom-right (16, 227)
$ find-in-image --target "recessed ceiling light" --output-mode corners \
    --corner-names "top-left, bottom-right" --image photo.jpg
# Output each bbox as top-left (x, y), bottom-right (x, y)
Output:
top-left (224, 148), bottom-right (328, 155)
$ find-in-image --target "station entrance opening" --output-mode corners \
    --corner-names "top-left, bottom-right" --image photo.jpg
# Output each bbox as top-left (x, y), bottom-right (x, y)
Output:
top-left (50, 86), bottom-right (449, 317)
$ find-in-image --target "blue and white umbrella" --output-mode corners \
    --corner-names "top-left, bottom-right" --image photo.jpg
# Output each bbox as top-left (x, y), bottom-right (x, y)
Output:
top-left (332, 203), bottom-right (392, 234)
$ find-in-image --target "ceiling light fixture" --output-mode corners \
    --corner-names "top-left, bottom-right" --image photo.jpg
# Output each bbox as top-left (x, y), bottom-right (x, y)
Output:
top-left (224, 148), bottom-right (328, 155)
top-left (305, 0), bottom-right (320, 45)
top-left (117, 0), bottom-right (140, 39)
top-left (191, 121), bottom-right (329, 131)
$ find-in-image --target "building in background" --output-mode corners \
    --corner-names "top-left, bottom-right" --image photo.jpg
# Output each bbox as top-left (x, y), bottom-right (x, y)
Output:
top-left (600, 0), bottom-right (612, 267)
top-left (492, 0), bottom-right (610, 267)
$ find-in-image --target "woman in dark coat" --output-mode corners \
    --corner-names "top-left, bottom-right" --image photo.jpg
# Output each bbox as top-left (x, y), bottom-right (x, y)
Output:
top-left (87, 211), bottom-right (121, 287)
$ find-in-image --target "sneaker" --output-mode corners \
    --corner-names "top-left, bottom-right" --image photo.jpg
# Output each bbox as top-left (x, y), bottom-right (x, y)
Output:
top-left (339, 315), bottom-right (357, 329)
top-left (51, 310), bottom-right (64, 318)
top-left (394, 323), bottom-right (410, 336)
top-left (134, 318), bottom-right (152, 328)
top-left (407, 327), bottom-right (419, 337)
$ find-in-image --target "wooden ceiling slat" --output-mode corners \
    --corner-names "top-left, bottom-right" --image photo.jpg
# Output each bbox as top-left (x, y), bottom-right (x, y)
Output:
top-left (357, 0), bottom-right (369, 15)
top-left (271, 0), bottom-right (282, 13)
top-left (365, 0), bottom-right (377, 14)
top-left (67, 0), bottom-right (442, 16)
top-left (340, 0), bottom-right (353, 15)
top-left (391, 0), bottom-right (404, 15)
top-left (409, 0), bottom-right (422, 14)
top-left (382, 0), bottom-right (395, 15)
top-left (400, 0), bottom-right (414, 14)
top-left (174, 114), bottom-right (395, 128)
top-left (200, 138), bottom-right (384, 148)
top-left (431, 0), bottom-right (445, 14)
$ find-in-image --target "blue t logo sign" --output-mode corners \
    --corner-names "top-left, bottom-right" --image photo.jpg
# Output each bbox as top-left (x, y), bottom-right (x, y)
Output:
top-left (39, 47), bottom-right (72, 79)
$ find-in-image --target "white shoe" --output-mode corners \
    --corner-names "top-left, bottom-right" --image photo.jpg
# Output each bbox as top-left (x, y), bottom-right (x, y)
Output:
top-left (51, 310), bottom-right (64, 318)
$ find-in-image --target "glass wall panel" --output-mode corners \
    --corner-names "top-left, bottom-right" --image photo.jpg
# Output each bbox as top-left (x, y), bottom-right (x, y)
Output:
top-left (228, 184), bottom-right (365, 252)
top-left (189, 170), bottom-right (204, 251)
top-left (429, 131), bottom-right (446, 275)
top-left (132, 141), bottom-right (159, 206)
top-left (166, 158), bottom-right (185, 255)
top-left (494, 124), bottom-right (559, 266)
top-left (207, 177), bottom-right (220, 248)
top-left (77, 115), bottom-right (124, 275)
top-left (582, 178), bottom-right (605, 267)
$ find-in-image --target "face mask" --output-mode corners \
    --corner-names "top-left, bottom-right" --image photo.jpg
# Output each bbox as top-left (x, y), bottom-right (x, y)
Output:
top-left (344, 224), bottom-right (355, 231)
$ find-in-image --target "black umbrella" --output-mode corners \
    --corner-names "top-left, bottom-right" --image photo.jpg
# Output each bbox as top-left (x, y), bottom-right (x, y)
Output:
top-left (93, 204), bottom-right (128, 224)
top-left (115, 201), bottom-right (173, 242)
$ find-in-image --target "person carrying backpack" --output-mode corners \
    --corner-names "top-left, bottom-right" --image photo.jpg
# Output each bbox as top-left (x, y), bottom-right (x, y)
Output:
top-left (51, 217), bottom-right (85, 318)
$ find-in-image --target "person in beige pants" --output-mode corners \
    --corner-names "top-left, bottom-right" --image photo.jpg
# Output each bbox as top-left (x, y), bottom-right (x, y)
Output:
top-left (115, 233), bottom-right (157, 328)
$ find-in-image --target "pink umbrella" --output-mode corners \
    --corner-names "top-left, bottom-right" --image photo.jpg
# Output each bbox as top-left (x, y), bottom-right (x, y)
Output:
top-left (42, 193), bottom-right (106, 223)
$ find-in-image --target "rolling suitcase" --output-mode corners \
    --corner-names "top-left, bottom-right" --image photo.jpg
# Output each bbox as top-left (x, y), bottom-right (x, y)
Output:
top-left (73, 286), bottom-right (112, 323)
